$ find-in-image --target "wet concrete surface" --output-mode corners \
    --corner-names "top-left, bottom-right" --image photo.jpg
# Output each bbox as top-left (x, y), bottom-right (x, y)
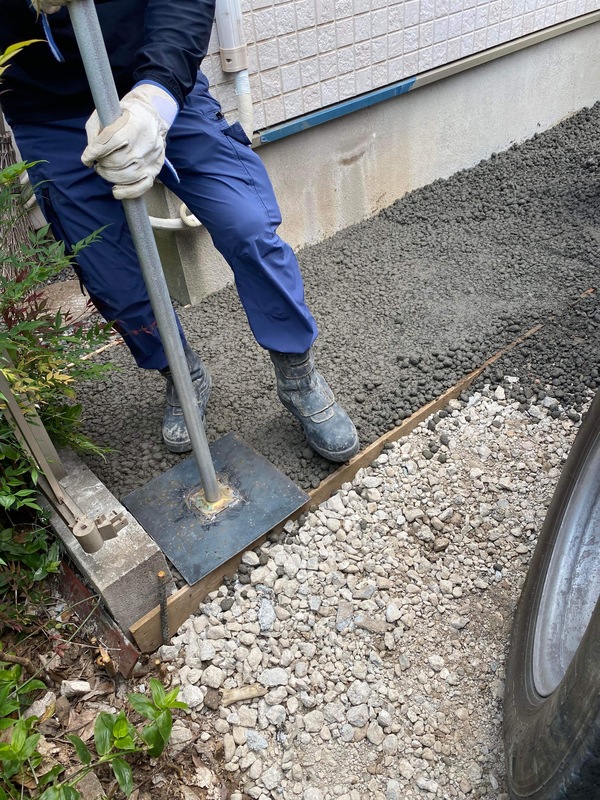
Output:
top-left (78, 102), bottom-right (600, 499)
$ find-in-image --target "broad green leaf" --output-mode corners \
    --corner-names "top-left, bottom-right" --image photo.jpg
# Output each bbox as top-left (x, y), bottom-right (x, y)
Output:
top-left (20, 732), bottom-right (41, 760)
top-left (155, 709), bottom-right (172, 744)
top-left (67, 734), bottom-right (92, 765)
top-left (112, 711), bottom-right (129, 739)
top-left (114, 734), bottom-right (135, 751)
top-left (58, 786), bottom-right (80, 800)
top-left (163, 687), bottom-right (187, 710)
top-left (0, 742), bottom-right (16, 759)
top-left (111, 757), bottom-right (133, 796)
top-left (127, 693), bottom-right (157, 720)
top-left (142, 722), bottom-right (163, 758)
top-left (94, 711), bottom-right (115, 756)
top-left (0, 699), bottom-right (20, 718)
top-left (163, 687), bottom-right (181, 706)
top-left (39, 786), bottom-right (61, 800)
top-left (38, 763), bottom-right (65, 786)
top-left (19, 678), bottom-right (47, 694)
top-left (148, 678), bottom-right (166, 709)
top-left (11, 718), bottom-right (27, 753)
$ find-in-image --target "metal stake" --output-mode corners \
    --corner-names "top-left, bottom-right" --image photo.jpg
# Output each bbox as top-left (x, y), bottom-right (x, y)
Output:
top-left (157, 570), bottom-right (170, 645)
top-left (68, 0), bottom-right (220, 502)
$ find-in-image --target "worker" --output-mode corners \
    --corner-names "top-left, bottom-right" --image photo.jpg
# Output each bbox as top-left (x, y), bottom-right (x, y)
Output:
top-left (0, 0), bottom-right (360, 462)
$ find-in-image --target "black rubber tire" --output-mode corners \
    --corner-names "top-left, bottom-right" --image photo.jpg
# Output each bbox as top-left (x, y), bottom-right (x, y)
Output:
top-left (504, 390), bottom-right (600, 799)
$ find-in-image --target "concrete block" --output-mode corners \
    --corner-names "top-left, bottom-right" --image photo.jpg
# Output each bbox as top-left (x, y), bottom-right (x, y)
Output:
top-left (264, 96), bottom-right (284, 127)
top-left (253, 7), bottom-right (276, 41)
top-left (49, 450), bottom-right (172, 635)
top-left (300, 57), bottom-right (319, 85)
top-left (276, 4), bottom-right (299, 36)
top-left (283, 89), bottom-right (304, 119)
top-left (261, 68), bottom-right (283, 100)
top-left (257, 39), bottom-right (279, 71)
top-left (336, 17), bottom-right (354, 48)
top-left (281, 62), bottom-right (301, 92)
top-left (317, 23), bottom-right (336, 53)
top-left (297, 28), bottom-right (318, 59)
top-left (316, 0), bottom-right (335, 24)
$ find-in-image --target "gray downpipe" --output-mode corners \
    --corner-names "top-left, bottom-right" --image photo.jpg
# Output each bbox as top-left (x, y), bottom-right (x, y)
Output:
top-left (68, 0), bottom-right (220, 503)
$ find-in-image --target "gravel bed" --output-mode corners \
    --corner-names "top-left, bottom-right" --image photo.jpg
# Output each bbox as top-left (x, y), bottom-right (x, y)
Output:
top-left (77, 102), bottom-right (600, 498)
top-left (153, 379), bottom-right (587, 800)
top-left (143, 282), bottom-right (600, 799)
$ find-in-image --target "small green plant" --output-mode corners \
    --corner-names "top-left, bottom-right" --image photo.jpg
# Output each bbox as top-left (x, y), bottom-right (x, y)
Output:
top-left (0, 524), bottom-right (60, 631)
top-left (0, 168), bottom-right (112, 456)
top-left (0, 161), bottom-right (113, 628)
top-left (0, 667), bottom-right (186, 800)
top-left (0, 661), bottom-right (50, 799)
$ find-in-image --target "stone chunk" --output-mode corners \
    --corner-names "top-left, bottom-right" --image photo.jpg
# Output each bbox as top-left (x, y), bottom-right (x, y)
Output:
top-left (201, 665), bottom-right (225, 689)
top-left (258, 668), bottom-right (289, 687)
top-left (60, 680), bottom-right (91, 698)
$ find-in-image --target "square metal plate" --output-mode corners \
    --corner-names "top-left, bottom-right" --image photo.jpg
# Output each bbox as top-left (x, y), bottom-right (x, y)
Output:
top-left (123, 432), bottom-right (310, 585)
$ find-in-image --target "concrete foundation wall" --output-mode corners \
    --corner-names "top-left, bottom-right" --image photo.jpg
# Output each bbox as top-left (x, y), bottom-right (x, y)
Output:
top-left (157, 23), bottom-right (600, 306)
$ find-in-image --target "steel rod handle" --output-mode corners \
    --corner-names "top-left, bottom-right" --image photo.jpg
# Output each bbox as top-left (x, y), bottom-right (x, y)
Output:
top-left (67, 0), bottom-right (220, 502)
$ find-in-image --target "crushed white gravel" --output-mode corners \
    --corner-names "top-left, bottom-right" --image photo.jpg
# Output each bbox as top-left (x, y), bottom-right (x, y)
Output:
top-left (156, 380), bottom-right (587, 800)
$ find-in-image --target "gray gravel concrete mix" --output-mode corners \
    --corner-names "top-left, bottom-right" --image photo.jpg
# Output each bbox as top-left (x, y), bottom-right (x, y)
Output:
top-left (77, 102), bottom-right (600, 498)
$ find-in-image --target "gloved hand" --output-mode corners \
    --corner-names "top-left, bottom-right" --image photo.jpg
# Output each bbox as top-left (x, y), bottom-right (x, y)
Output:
top-left (81, 83), bottom-right (178, 200)
top-left (32, 0), bottom-right (70, 13)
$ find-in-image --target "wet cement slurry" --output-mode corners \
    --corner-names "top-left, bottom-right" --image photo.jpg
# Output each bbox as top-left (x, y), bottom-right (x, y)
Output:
top-left (78, 103), bottom-right (600, 499)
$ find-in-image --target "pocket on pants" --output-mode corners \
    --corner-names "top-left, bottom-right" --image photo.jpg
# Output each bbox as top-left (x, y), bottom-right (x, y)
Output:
top-left (222, 121), bottom-right (252, 147)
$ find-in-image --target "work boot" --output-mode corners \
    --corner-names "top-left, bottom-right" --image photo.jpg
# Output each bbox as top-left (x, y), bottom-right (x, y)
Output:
top-left (160, 346), bottom-right (212, 453)
top-left (269, 348), bottom-right (360, 462)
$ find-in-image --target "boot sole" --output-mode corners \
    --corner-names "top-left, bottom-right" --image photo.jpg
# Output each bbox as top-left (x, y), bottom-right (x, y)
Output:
top-left (163, 439), bottom-right (194, 454)
top-left (279, 395), bottom-right (360, 463)
top-left (310, 440), bottom-right (360, 463)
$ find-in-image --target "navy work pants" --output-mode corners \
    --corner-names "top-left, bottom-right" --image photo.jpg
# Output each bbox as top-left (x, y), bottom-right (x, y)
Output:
top-left (11, 72), bottom-right (318, 370)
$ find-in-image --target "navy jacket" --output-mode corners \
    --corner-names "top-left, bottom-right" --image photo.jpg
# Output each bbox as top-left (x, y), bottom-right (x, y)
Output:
top-left (0, 0), bottom-right (216, 124)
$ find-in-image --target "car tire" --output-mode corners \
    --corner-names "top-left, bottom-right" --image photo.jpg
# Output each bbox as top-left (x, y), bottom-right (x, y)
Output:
top-left (504, 389), bottom-right (600, 800)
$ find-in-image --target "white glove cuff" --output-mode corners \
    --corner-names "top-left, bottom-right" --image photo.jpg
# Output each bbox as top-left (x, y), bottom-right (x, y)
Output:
top-left (133, 82), bottom-right (179, 129)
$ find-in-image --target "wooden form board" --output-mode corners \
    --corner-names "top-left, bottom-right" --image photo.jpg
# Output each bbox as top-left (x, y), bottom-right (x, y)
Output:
top-left (129, 323), bottom-right (543, 653)
top-left (59, 562), bottom-right (140, 678)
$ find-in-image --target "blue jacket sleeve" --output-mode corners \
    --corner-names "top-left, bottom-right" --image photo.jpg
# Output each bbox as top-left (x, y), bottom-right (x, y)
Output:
top-left (133, 0), bottom-right (216, 109)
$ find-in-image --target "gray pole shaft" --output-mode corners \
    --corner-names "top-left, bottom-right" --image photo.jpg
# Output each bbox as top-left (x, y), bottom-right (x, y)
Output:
top-left (68, 0), bottom-right (220, 502)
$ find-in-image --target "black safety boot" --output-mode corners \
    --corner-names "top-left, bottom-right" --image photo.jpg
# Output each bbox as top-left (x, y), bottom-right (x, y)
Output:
top-left (269, 348), bottom-right (360, 462)
top-left (161, 346), bottom-right (212, 453)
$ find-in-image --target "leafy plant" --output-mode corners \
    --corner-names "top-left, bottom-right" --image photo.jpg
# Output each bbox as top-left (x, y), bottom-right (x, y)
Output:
top-left (0, 665), bottom-right (187, 800)
top-left (0, 661), bottom-right (49, 798)
top-left (0, 524), bottom-right (60, 631)
top-left (0, 161), bottom-right (113, 628)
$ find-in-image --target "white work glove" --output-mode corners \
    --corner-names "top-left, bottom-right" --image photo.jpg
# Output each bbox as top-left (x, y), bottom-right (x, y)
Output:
top-left (32, 0), bottom-right (70, 13)
top-left (81, 83), bottom-right (178, 200)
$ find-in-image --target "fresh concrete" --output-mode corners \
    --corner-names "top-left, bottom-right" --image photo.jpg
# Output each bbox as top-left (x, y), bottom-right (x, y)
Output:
top-left (77, 99), bottom-right (600, 499)
top-left (50, 450), bottom-right (172, 633)
top-left (154, 22), bottom-right (600, 306)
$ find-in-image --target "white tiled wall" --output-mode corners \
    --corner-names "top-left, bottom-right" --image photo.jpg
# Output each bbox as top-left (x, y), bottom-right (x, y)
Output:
top-left (201, 0), bottom-right (600, 130)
